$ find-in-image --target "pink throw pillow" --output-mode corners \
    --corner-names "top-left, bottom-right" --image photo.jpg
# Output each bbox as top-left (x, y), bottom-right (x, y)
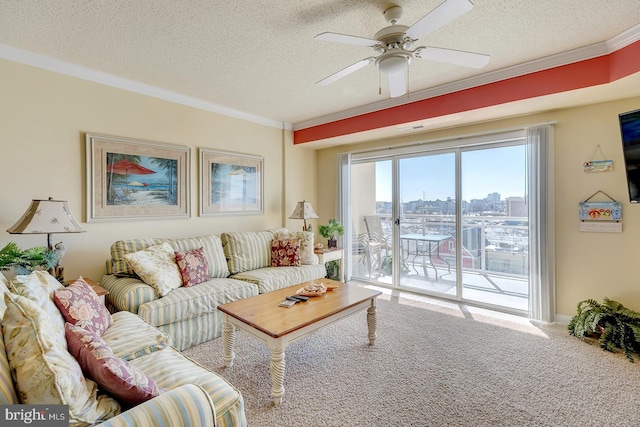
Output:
top-left (53, 277), bottom-right (113, 335)
top-left (271, 239), bottom-right (301, 267)
top-left (65, 323), bottom-right (161, 405)
top-left (174, 247), bottom-right (210, 286)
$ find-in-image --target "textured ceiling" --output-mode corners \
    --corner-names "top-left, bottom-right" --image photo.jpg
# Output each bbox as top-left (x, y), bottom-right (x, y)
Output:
top-left (1, 0), bottom-right (639, 131)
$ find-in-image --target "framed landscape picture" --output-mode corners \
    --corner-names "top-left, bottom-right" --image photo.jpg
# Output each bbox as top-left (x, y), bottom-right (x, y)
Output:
top-left (86, 133), bottom-right (190, 221)
top-left (199, 148), bottom-right (263, 216)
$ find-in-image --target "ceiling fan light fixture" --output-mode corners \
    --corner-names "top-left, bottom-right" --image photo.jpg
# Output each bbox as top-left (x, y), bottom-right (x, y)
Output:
top-left (375, 52), bottom-right (411, 75)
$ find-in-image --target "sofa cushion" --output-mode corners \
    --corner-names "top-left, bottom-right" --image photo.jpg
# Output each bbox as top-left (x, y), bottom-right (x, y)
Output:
top-left (101, 311), bottom-right (171, 362)
top-left (66, 323), bottom-right (161, 405)
top-left (96, 384), bottom-right (217, 427)
top-left (101, 275), bottom-right (158, 314)
top-left (271, 239), bottom-right (301, 267)
top-left (110, 238), bottom-right (163, 277)
top-left (54, 277), bottom-right (113, 335)
top-left (124, 243), bottom-right (183, 297)
top-left (137, 278), bottom-right (258, 328)
top-left (221, 229), bottom-right (280, 274)
top-left (175, 247), bottom-right (209, 287)
top-left (129, 347), bottom-right (245, 427)
top-left (3, 293), bottom-right (120, 423)
top-left (0, 277), bottom-right (18, 405)
top-left (277, 230), bottom-right (319, 265)
top-left (168, 235), bottom-right (229, 278)
top-left (230, 264), bottom-right (327, 293)
top-left (9, 270), bottom-right (66, 335)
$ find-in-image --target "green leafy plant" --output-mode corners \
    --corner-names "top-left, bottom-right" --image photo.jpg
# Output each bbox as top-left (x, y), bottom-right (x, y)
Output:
top-left (325, 260), bottom-right (341, 281)
top-left (0, 242), bottom-right (57, 275)
top-left (318, 219), bottom-right (344, 240)
top-left (568, 297), bottom-right (640, 362)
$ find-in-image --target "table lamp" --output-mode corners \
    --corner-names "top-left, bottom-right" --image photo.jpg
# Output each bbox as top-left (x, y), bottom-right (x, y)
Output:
top-left (7, 197), bottom-right (85, 281)
top-left (289, 200), bottom-right (319, 232)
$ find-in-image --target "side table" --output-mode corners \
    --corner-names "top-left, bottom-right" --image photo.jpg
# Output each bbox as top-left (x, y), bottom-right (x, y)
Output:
top-left (66, 277), bottom-right (109, 305)
top-left (314, 248), bottom-right (344, 282)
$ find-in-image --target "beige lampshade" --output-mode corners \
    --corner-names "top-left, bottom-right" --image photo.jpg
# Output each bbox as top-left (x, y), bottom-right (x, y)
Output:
top-left (289, 200), bottom-right (319, 231)
top-left (7, 198), bottom-right (85, 249)
top-left (288, 201), bottom-right (319, 220)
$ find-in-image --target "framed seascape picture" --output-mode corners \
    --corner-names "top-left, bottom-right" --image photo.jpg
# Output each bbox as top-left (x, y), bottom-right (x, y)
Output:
top-left (86, 133), bottom-right (190, 221)
top-left (199, 148), bottom-right (263, 216)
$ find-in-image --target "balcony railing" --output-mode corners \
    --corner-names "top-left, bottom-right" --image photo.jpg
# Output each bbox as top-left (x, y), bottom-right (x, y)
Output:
top-left (373, 213), bottom-right (529, 279)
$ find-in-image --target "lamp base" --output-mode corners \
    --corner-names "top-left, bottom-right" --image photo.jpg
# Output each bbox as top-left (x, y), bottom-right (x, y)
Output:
top-left (54, 266), bottom-right (64, 283)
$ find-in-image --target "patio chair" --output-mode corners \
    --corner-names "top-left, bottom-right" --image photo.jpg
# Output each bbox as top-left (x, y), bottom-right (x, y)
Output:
top-left (352, 233), bottom-right (382, 278)
top-left (364, 216), bottom-right (391, 256)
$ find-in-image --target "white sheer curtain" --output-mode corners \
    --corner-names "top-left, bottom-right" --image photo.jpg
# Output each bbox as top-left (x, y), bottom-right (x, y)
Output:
top-left (527, 124), bottom-right (556, 322)
top-left (337, 152), bottom-right (353, 280)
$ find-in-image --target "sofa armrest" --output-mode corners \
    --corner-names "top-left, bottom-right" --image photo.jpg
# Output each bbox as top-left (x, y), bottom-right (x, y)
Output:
top-left (101, 274), bottom-right (158, 314)
top-left (97, 384), bottom-right (216, 427)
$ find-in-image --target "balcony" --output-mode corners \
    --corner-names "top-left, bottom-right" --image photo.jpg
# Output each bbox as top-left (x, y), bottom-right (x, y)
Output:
top-left (352, 214), bottom-right (529, 314)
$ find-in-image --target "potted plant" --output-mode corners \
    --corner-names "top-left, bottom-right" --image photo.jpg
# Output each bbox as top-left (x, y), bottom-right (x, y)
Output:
top-left (568, 297), bottom-right (640, 362)
top-left (0, 242), bottom-right (57, 276)
top-left (318, 219), bottom-right (344, 248)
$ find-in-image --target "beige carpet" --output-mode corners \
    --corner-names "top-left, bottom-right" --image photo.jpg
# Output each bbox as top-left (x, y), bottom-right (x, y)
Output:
top-left (183, 293), bottom-right (640, 427)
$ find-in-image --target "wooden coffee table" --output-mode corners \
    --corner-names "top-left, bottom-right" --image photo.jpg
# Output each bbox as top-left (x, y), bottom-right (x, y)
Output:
top-left (217, 279), bottom-right (381, 405)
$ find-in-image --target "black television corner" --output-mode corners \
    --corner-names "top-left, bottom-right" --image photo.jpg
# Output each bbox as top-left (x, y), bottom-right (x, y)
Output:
top-left (619, 108), bottom-right (640, 203)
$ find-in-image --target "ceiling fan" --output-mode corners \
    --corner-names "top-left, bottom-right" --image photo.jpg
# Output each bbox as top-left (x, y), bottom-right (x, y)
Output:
top-left (314, 0), bottom-right (490, 98)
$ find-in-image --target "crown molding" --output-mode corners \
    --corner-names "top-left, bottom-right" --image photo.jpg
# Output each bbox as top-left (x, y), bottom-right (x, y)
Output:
top-left (0, 43), bottom-right (292, 131)
top-left (293, 23), bottom-right (640, 131)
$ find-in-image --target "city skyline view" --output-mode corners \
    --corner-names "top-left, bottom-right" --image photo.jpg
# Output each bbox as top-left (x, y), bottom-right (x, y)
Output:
top-left (375, 145), bottom-right (527, 203)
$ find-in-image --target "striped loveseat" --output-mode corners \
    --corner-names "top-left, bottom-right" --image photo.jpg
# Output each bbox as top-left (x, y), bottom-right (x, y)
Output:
top-left (101, 229), bottom-right (326, 351)
top-left (0, 271), bottom-right (246, 427)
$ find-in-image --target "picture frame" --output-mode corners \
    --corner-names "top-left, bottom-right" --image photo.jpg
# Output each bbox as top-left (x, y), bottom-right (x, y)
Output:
top-left (199, 148), bottom-right (263, 216)
top-left (86, 133), bottom-right (190, 222)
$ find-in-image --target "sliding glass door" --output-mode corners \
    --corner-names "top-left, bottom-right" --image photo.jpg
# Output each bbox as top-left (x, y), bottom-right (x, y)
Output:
top-left (348, 132), bottom-right (532, 316)
top-left (459, 144), bottom-right (529, 311)
top-left (397, 151), bottom-right (458, 298)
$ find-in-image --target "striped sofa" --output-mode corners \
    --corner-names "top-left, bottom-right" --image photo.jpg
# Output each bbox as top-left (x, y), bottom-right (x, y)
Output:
top-left (101, 229), bottom-right (326, 351)
top-left (0, 271), bottom-right (246, 427)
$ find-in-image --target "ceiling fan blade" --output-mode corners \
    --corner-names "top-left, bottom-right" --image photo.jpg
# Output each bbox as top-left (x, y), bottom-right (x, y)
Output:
top-left (405, 0), bottom-right (474, 40)
top-left (387, 70), bottom-right (407, 98)
top-left (416, 46), bottom-right (490, 68)
top-left (315, 32), bottom-right (379, 47)
top-left (316, 58), bottom-right (375, 86)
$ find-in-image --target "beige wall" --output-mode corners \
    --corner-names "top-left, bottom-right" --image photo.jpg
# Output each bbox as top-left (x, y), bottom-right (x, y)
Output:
top-left (317, 96), bottom-right (640, 318)
top-left (0, 59), bottom-right (316, 282)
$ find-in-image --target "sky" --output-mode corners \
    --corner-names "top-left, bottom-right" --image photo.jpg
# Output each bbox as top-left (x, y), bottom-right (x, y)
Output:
top-left (376, 145), bottom-right (526, 202)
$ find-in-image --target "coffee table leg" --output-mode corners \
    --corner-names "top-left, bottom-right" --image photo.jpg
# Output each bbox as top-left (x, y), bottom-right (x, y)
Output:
top-left (269, 346), bottom-right (285, 405)
top-left (367, 299), bottom-right (377, 346)
top-left (223, 320), bottom-right (236, 368)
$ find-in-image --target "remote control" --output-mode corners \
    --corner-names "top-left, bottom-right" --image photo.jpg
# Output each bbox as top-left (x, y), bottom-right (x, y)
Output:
top-left (285, 296), bottom-right (301, 302)
top-left (279, 300), bottom-right (296, 308)
top-left (291, 295), bottom-right (309, 302)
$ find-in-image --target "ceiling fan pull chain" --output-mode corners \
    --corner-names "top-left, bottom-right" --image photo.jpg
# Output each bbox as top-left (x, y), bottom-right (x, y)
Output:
top-left (378, 70), bottom-right (382, 95)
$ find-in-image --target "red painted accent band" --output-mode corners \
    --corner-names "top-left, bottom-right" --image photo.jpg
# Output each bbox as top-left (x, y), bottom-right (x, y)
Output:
top-left (294, 40), bottom-right (640, 144)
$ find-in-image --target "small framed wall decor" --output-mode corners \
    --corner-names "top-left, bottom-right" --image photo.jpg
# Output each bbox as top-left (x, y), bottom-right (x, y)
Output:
top-left (578, 191), bottom-right (622, 233)
top-left (583, 145), bottom-right (613, 173)
top-left (199, 149), bottom-right (263, 216)
top-left (86, 133), bottom-right (190, 222)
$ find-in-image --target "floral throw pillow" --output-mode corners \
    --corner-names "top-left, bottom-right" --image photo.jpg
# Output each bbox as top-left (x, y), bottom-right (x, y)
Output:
top-left (54, 277), bottom-right (113, 336)
top-left (174, 247), bottom-right (210, 287)
top-left (124, 242), bottom-right (183, 297)
top-left (3, 293), bottom-right (120, 422)
top-left (271, 239), bottom-right (301, 267)
top-left (277, 230), bottom-right (318, 265)
top-left (65, 323), bottom-right (162, 405)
